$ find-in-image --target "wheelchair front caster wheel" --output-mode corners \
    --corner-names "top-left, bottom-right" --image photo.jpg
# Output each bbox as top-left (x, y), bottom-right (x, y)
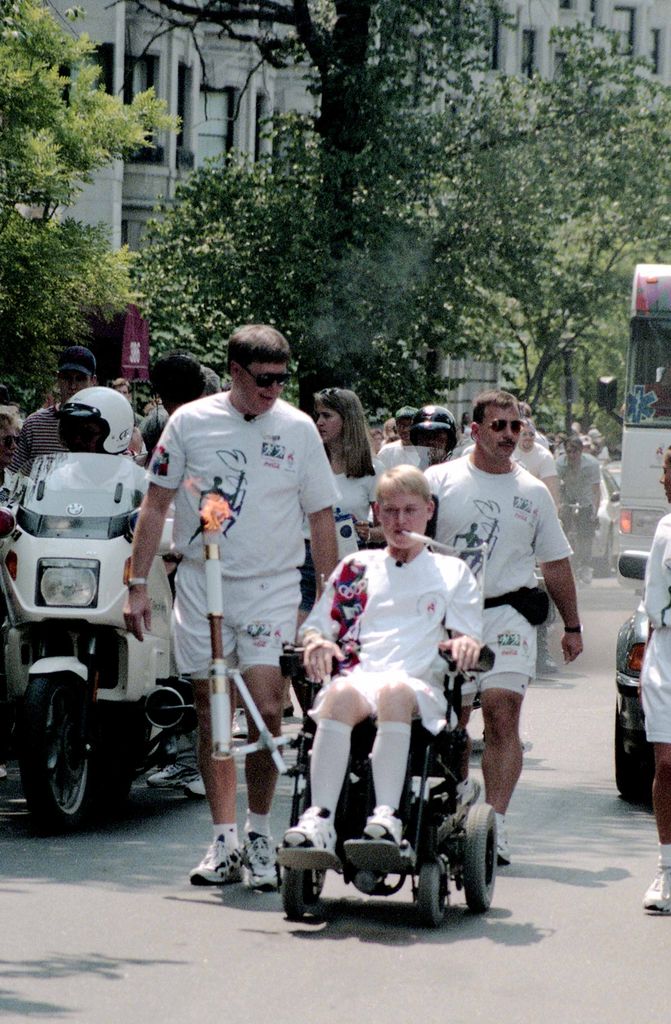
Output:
top-left (416, 859), bottom-right (447, 928)
top-left (281, 867), bottom-right (325, 921)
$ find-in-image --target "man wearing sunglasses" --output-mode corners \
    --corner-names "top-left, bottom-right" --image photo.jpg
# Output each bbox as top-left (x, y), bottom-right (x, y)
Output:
top-left (124, 324), bottom-right (339, 892)
top-left (425, 389), bottom-right (582, 866)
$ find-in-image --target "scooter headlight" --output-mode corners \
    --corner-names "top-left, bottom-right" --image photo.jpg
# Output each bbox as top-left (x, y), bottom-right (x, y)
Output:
top-left (37, 558), bottom-right (100, 607)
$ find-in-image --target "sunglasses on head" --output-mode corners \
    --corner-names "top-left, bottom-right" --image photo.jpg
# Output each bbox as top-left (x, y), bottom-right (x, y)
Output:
top-left (318, 388), bottom-right (342, 399)
top-left (240, 365), bottom-right (290, 388)
top-left (488, 418), bottom-right (523, 433)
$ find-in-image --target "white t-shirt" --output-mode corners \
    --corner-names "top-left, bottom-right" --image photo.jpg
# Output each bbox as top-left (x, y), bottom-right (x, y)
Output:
top-left (641, 514), bottom-right (671, 724)
top-left (148, 392), bottom-right (338, 576)
top-left (643, 513), bottom-right (671, 630)
top-left (301, 547), bottom-right (482, 688)
top-left (425, 457), bottom-right (571, 597)
top-left (513, 442), bottom-right (558, 482)
top-left (376, 442), bottom-right (421, 470)
top-left (333, 464), bottom-right (381, 524)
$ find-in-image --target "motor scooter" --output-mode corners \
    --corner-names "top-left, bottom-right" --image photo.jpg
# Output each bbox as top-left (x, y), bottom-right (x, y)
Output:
top-left (0, 452), bottom-right (183, 830)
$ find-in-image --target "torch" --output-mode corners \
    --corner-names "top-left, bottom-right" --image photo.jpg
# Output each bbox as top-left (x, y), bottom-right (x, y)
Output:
top-left (200, 493), bottom-right (234, 760)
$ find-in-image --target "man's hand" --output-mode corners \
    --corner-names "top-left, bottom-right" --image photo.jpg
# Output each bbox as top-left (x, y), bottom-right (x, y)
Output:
top-left (439, 634), bottom-right (482, 673)
top-left (561, 630), bottom-right (583, 663)
top-left (124, 586), bottom-right (151, 641)
top-left (303, 632), bottom-right (345, 683)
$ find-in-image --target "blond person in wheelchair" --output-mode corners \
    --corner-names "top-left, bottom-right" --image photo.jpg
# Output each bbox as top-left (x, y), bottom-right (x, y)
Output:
top-left (282, 466), bottom-right (482, 863)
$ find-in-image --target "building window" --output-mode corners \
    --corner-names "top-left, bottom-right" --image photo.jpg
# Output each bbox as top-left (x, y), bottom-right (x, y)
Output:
top-left (521, 29), bottom-right (536, 78)
top-left (613, 6), bottom-right (635, 55)
top-left (254, 93), bottom-right (269, 161)
top-left (650, 28), bottom-right (662, 75)
top-left (590, 1), bottom-right (599, 27)
top-left (123, 54), bottom-right (158, 105)
top-left (197, 86), bottom-right (238, 164)
top-left (559, 0), bottom-right (574, 9)
top-left (554, 51), bottom-right (567, 78)
top-left (94, 43), bottom-right (114, 95)
top-left (489, 12), bottom-right (501, 71)
top-left (177, 63), bottom-right (191, 148)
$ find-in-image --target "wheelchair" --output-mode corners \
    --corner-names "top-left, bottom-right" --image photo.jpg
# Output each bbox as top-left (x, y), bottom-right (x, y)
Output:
top-left (277, 643), bottom-right (497, 927)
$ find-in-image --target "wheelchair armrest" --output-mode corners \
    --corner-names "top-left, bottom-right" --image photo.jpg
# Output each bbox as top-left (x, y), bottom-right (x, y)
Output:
top-left (439, 644), bottom-right (495, 674)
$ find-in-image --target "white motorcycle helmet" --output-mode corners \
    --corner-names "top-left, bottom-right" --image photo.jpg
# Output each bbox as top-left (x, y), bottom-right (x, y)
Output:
top-left (59, 386), bottom-right (134, 454)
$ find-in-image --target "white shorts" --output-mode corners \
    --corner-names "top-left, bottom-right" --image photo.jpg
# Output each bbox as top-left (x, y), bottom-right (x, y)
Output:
top-left (173, 559), bottom-right (300, 677)
top-left (461, 605), bottom-right (535, 700)
top-left (642, 631), bottom-right (671, 743)
top-left (309, 668), bottom-right (448, 735)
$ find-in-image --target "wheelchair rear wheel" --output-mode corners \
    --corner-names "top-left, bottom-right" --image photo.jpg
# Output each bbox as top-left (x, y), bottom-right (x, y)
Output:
top-left (463, 803), bottom-right (496, 913)
top-left (416, 859), bottom-right (448, 928)
top-left (281, 867), bottom-right (325, 921)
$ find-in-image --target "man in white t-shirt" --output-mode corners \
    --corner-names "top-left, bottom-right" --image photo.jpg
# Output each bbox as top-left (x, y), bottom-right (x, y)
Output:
top-left (124, 325), bottom-right (339, 891)
top-left (425, 389), bottom-right (583, 866)
top-left (513, 420), bottom-right (560, 507)
top-left (376, 405), bottom-right (421, 469)
top-left (640, 446), bottom-right (671, 912)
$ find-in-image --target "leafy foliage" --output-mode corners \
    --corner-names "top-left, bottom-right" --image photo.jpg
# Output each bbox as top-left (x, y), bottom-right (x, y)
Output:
top-left (0, 0), bottom-right (173, 404)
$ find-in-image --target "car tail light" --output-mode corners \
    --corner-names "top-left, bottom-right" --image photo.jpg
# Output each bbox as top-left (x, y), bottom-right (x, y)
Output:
top-left (0, 509), bottom-right (15, 537)
top-left (620, 508), bottom-right (632, 534)
top-left (5, 550), bottom-right (17, 580)
top-left (626, 642), bottom-right (646, 675)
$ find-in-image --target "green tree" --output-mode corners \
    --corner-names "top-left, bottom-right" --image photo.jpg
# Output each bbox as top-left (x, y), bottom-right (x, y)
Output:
top-left (443, 27), bottom-right (671, 425)
top-left (0, 0), bottom-right (172, 403)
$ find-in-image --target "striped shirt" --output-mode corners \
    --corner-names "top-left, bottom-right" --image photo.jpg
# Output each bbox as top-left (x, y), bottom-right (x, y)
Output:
top-left (10, 406), bottom-right (66, 474)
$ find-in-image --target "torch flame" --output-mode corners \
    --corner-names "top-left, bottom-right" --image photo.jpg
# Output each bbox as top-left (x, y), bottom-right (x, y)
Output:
top-left (200, 493), bottom-right (233, 533)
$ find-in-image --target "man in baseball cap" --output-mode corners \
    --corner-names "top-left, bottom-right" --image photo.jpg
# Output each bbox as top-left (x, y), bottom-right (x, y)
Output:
top-left (10, 344), bottom-right (97, 473)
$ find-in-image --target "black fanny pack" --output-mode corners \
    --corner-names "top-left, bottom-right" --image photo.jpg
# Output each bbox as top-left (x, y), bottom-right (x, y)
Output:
top-left (484, 586), bottom-right (550, 626)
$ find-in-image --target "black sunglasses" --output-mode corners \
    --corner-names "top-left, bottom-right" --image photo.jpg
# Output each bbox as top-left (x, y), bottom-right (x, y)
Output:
top-left (240, 365), bottom-right (290, 388)
top-left (488, 418), bottom-right (523, 433)
top-left (318, 388), bottom-right (342, 399)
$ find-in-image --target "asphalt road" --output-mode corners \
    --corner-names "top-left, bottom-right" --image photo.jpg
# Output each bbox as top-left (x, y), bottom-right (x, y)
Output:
top-left (0, 577), bottom-right (664, 1024)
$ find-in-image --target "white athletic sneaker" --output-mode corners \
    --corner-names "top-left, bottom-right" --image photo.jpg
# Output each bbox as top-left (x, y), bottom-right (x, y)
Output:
top-left (363, 805), bottom-right (403, 845)
top-left (183, 775), bottom-right (206, 798)
top-left (242, 833), bottom-right (278, 891)
top-left (147, 761), bottom-right (199, 789)
top-left (189, 837), bottom-right (243, 886)
top-left (456, 777), bottom-right (481, 808)
top-left (283, 807), bottom-right (336, 855)
top-left (232, 709), bottom-right (247, 739)
top-left (643, 867), bottom-right (671, 913)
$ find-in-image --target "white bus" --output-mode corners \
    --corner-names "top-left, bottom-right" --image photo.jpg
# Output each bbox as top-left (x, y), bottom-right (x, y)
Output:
top-left (601, 264), bottom-right (671, 584)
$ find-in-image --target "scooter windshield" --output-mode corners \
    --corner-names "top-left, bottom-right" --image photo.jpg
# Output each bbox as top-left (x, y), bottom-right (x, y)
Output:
top-left (16, 453), bottom-right (147, 539)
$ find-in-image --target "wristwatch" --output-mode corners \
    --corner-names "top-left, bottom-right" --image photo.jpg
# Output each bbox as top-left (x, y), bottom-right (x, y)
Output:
top-left (564, 624), bottom-right (582, 633)
top-left (127, 577), bottom-right (148, 588)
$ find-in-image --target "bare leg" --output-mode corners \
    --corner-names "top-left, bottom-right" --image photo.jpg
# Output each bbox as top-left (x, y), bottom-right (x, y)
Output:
top-left (480, 688), bottom-right (524, 815)
top-left (193, 678), bottom-right (237, 823)
top-left (653, 743), bottom-right (671, 844)
top-left (243, 664), bottom-right (285, 815)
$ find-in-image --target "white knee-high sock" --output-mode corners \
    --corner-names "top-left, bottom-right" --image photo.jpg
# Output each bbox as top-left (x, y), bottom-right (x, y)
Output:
top-left (309, 718), bottom-right (353, 814)
top-left (371, 721), bottom-right (411, 812)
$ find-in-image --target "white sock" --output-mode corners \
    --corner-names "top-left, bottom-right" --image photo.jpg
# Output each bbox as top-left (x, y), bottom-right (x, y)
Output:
top-left (659, 843), bottom-right (671, 869)
top-left (371, 721), bottom-right (411, 812)
top-left (213, 823), bottom-right (238, 848)
top-left (309, 718), bottom-right (353, 814)
top-left (245, 811), bottom-right (270, 837)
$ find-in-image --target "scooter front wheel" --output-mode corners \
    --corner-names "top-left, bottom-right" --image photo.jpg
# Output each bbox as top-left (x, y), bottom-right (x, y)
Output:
top-left (18, 674), bottom-right (92, 831)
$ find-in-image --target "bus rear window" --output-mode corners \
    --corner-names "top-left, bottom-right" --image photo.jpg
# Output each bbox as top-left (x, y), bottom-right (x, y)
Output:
top-left (626, 318), bottom-right (671, 424)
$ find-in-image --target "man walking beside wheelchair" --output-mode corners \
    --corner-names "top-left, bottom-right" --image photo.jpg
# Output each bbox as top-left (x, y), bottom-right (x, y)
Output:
top-left (425, 389), bottom-right (583, 865)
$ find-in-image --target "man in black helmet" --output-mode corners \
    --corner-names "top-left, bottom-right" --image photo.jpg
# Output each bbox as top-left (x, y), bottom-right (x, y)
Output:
top-left (409, 405), bottom-right (458, 468)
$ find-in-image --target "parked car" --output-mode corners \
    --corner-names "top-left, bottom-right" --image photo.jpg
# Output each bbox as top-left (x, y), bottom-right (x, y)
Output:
top-left (592, 463), bottom-right (621, 577)
top-left (614, 552), bottom-right (654, 803)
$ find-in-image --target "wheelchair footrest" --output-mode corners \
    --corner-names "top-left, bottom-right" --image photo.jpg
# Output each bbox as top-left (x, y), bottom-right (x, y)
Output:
top-left (277, 845), bottom-right (341, 871)
top-left (343, 838), bottom-right (416, 874)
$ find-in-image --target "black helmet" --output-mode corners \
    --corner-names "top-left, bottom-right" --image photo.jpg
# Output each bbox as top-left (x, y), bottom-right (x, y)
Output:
top-left (409, 405), bottom-right (457, 452)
